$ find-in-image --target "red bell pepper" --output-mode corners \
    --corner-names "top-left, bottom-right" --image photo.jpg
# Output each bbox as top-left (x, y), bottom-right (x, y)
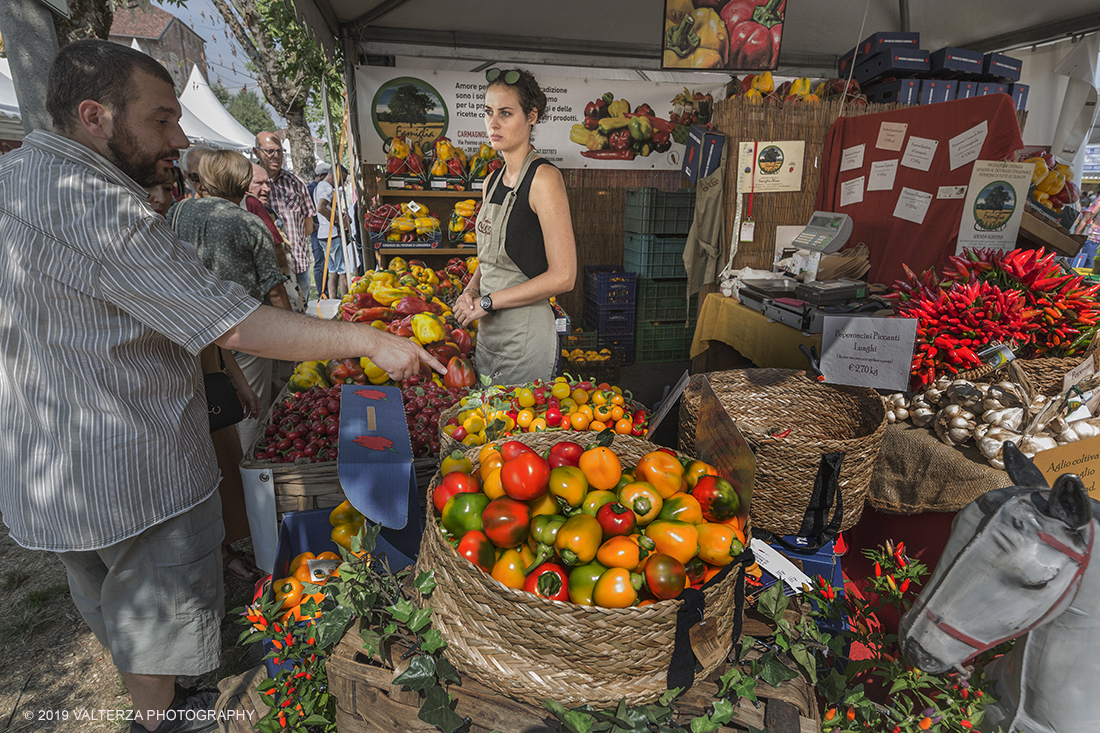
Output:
top-left (608, 129), bottom-right (632, 152)
top-left (523, 562), bottom-right (570, 601)
top-left (426, 341), bottom-right (462, 364)
top-left (722, 0), bottom-right (785, 70)
top-left (404, 154), bottom-right (424, 175)
top-left (385, 157), bottom-right (405, 175)
top-left (450, 327), bottom-right (473, 355)
top-left (326, 358), bottom-right (367, 385)
top-left (443, 356), bottom-right (477, 389)
top-left (392, 296), bottom-right (436, 316)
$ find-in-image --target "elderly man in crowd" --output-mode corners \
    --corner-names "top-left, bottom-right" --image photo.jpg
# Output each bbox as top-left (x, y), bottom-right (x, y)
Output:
top-left (0, 39), bottom-right (443, 733)
top-left (254, 130), bottom-right (316, 299)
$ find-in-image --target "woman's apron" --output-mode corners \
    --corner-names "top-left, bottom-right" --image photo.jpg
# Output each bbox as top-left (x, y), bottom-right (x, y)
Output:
top-left (473, 150), bottom-right (558, 386)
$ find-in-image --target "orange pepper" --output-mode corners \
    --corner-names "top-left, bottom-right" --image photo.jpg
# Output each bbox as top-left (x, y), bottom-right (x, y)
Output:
top-left (329, 499), bottom-right (364, 528)
top-left (696, 522), bottom-right (745, 566)
top-left (656, 492), bottom-right (704, 524)
top-left (482, 466), bottom-right (506, 500)
top-left (274, 576), bottom-right (304, 610)
top-left (290, 592), bottom-right (324, 621)
top-left (591, 390), bottom-right (609, 406)
top-left (480, 453), bottom-right (504, 481)
top-left (634, 451), bottom-right (684, 499)
top-left (578, 446), bottom-right (622, 490)
top-left (570, 411), bottom-right (590, 430)
top-left (554, 513), bottom-right (603, 565)
top-left (527, 491), bottom-right (560, 517)
top-left (682, 459), bottom-right (718, 489)
top-left (644, 519), bottom-right (699, 564)
top-left (490, 548), bottom-right (527, 589)
top-left (614, 417), bottom-right (633, 434)
top-left (596, 534), bottom-right (654, 571)
top-left (331, 522), bottom-right (362, 550)
top-left (289, 551), bottom-right (316, 574)
top-left (618, 481), bottom-right (663, 526)
top-left (592, 567), bottom-right (639, 608)
top-left (479, 443), bottom-right (502, 465)
top-left (592, 403), bottom-right (614, 422)
top-left (589, 420), bottom-right (608, 432)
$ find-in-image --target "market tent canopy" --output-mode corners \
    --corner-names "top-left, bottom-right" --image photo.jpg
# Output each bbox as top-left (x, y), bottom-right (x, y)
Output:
top-left (179, 64), bottom-right (256, 151)
top-left (0, 59), bottom-right (25, 142)
top-left (286, 0), bottom-right (1100, 75)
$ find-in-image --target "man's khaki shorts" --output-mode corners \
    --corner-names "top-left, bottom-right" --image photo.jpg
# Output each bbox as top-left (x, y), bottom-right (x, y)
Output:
top-left (57, 492), bottom-right (225, 676)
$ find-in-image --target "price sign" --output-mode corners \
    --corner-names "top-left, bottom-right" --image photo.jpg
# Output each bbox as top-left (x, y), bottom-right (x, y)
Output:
top-left (819, 316), bottom-right (919, 392)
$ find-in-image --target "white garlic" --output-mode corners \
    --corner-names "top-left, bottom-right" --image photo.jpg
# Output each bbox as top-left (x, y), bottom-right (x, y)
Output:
top-left (945, 380), bottom-right (984, 409)
top-left (1056, 419), bottom-right (1100, 445)
top-left (935, 404), bottom-right (977, 447)
top-left (894, 407), bottom-right (910, 422)
top-left (1019, 433), bottom-right (1058, 457)
top-left (983, 382), bottom-right (1026, 411)
top-left (981, 407), bottom-right (1025, 432)
top-left (978, 427), bottom-right (1022, 461)
top-left (911, 406), bottom-right (934, 427)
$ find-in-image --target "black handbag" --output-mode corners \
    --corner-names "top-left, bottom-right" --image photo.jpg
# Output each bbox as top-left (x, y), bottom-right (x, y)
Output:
top-left (205, 349), bottom-right (245, 433)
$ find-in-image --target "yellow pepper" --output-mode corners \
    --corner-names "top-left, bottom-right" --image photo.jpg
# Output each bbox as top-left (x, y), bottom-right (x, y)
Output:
top-left (790, 78), bottom-right (813, 97)
top-left (1036, 170), bottom-right (1066, 196)
top-left (466, 257), bottom-right (478, 273)
top-left (1024, 157), bottom-right (1048, 184)
top-left (370, 286), bottom-right (410, 306)
top-left (752, 71), bottom-right (775, 94)
top-left (411, 312), bottom-right (448, 344)
top-left (389, 138), bottom-right (410, 159)
top-left (663, 8), bottom-right (727, 69)
top-left (359, 356), bottom-right (389, 385)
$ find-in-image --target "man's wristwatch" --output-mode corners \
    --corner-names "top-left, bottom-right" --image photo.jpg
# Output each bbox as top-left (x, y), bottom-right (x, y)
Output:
top-left (480, 294), bottom-right (496, 315)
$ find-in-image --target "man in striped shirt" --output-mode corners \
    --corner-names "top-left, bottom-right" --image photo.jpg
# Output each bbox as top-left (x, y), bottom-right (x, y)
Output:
top-left (0, 40), bottom-right (444, 733)
top-left (254, 131), bottom-right (316, 299)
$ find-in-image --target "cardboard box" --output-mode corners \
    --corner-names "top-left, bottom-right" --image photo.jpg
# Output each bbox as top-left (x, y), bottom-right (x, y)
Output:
top-left (1011, 83), bottom-right (1030, 111)
top-left (976, 82), bottom-right (1009, 97)
top-left (853, 48), bottom-right (930, 87)
top-left (982, 52), bottom-right (1023, 82)
top-left (384, 173), bottom-right (427, 191)
top-left (427, 174), bottom-right (468, 191)
top-left (863, 79), bottom-right (921, 105)
top-left (955, 80), bottom-right (979, 100)
top-left (682, 124), bottom-right (725, 185)
top-left (838, 31), bottom-right (921, 76)
top-left (919, 79), bottom-right (957, 105)
top-left (928, 46), bottom-right (984, 77)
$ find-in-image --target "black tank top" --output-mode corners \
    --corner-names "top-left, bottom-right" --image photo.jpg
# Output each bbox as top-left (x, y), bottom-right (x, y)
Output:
top-left (486, 159), bottom-right (553, 280)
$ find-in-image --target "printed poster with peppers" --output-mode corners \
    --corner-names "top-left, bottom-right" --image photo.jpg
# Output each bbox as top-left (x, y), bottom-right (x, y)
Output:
top-left (354, 66), bottom-right (725, 170)
top-left (662, 0), bottom-right (785, 71)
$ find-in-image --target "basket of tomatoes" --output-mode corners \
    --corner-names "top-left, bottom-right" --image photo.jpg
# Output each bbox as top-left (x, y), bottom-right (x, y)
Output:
top-left (414, 430), bottom-right (751, 708)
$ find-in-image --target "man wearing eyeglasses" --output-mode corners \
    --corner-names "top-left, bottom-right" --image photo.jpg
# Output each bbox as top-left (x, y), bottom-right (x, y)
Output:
top-left (254, 131), bottom-right (316, 299)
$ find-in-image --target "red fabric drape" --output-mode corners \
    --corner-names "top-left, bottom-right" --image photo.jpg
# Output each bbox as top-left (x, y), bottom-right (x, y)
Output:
top-left (815, 95), bottom-right (1024, 286)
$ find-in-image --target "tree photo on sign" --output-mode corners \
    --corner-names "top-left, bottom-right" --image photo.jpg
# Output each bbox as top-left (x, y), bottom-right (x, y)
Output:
top-left (662, 0), bottom-right (785, 71)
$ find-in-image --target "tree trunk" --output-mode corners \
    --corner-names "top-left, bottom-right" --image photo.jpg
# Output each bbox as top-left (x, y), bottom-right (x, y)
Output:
top-left (284, 105), bottom-right (316, 180)
top-left (53, 0), bottom-right (113, 44)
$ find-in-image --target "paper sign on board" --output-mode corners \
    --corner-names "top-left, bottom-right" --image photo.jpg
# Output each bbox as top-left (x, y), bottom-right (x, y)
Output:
top-left (893, 187), bottom-right (933, 225)
top-left (819, 316), bottom-right (919, 392)
top-left (840, 177), bottom-right (865, 207)
top-left (868, 160), bottom-right (898, 191)
top-left (1035, 434), bottom-right (1100, 502)
top-left (901, 136), bottom-right (939, 171)
top-left (876, 122), bottom-right (908, 151)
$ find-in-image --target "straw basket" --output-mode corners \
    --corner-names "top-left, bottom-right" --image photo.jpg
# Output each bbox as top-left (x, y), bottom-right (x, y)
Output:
top-left (678, 369), bottom-right (886, 536)
top-left (415, 431), bottom-right (745, 708)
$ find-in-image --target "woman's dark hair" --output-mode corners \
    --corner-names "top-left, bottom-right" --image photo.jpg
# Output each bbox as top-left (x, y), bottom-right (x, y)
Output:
top-left (488, 68), bottom-right (548, 124)
top-left (47, 39), bottom-right (176, 132)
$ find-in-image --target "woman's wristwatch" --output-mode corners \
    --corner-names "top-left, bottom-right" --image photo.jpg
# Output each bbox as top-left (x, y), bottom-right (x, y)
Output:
top-left (480, 293), bottom-right (496, 315)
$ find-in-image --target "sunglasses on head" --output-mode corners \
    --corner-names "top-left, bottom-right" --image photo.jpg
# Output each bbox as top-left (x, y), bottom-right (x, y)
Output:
top-left (486, 68), bottom-right (521, 85)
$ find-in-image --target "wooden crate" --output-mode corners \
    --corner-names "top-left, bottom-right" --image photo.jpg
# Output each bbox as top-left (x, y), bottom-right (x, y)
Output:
top-left (327, 629), bottom-right (819, 733)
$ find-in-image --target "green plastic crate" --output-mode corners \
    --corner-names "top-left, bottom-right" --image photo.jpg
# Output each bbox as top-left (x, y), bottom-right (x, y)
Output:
top-left (560, 331), bottom-right (598, 352)
top-left (636, 278), bottom-right (698, 322)
top-left (624, 233), bottom-right (688, 279)
top-left (633, 322), bottom-right (694, 363)
top-left (625, 188), bottom-right (696, 236)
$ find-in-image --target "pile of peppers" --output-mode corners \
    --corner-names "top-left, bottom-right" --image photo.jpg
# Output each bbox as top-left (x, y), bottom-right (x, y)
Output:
top-left (889, 247), bottom-right (1100, 389)
top-left (435, 436), bottom-right (749, 608)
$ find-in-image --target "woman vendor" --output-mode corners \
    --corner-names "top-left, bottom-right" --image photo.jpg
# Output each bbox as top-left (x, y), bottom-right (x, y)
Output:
top-left (454, 68), bottom-right (578, 385)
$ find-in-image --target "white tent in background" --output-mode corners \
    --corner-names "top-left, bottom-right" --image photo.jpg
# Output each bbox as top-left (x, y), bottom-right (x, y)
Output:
top-left (0, 59), bottom-right (25, 143)
top-left (1051, 33), bottom-right (1100, 184)
top-left (179, 64), bottom-right (255, 151)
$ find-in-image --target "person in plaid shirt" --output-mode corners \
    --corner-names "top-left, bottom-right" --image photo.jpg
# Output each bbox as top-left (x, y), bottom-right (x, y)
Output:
top-left (254, 131), bottom-right (316, 297)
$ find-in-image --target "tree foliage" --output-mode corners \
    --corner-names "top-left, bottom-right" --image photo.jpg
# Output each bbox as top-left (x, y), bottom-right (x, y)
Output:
top-left (208, 0), bottom-right (341, 177)
top-left (212, 80), bottom-right (232, 106)
top-left (227, 87), bottom-right (276, 135)
top-left (51, 0), bottom-right (184, 46)
top-left (384, 85), bottom-right (434, 123)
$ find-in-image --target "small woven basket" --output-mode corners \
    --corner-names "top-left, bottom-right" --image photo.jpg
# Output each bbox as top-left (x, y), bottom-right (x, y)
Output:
top-left (678, 369), bottom-right (886, 535)
top-left (415, 431), bottom-right (744, 708)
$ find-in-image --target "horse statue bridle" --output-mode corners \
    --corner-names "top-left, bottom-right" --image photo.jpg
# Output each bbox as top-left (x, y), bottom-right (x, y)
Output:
top-left (910, 518), bottom-right (1094, 658)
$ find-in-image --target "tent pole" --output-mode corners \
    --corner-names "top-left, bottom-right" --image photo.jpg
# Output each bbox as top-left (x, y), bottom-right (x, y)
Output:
top-left (899, 0), bottom-right (911, 32)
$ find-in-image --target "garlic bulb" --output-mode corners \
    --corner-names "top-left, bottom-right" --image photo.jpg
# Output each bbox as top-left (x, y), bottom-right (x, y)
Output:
top-left (1019, 433), bottom-right (1058, 457)
top-left (973, 424), bottom-right (990, 442)
top-left (978, 426), bottom-right (1022, 461)
top-left (1028, 395), bottom-right (1049, 416)
top-left (945, 380), bottom-right (984, 409)
top-left (884, 393), bottom-right (911, 424)
top-left (983, 382), bottom-right (1026, 411)
top-left (935, 404), bottom-right (977, 447)
top-left (981, 407), bottom-right (1025, 432)
top-left (1056, 419), bottom-right (1100, 445)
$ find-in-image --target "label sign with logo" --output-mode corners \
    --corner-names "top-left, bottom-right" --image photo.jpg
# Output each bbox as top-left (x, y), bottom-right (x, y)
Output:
top-left (955, 160), bottom-right (1033, 253)
top-left (738, 141), bottom-right (806, 193)
top-left (820, 316), bottom-right (919, 392)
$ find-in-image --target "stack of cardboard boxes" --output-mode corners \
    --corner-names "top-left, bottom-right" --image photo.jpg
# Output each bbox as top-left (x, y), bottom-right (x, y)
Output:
top-left (837, 32), bottom-right (1027, 110)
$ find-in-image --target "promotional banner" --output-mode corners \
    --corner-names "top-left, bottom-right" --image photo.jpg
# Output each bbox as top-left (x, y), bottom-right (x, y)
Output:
top-left (955, 160), bottom-right (1034, 254)
top-left (354, 67), bottom-right (725, 170)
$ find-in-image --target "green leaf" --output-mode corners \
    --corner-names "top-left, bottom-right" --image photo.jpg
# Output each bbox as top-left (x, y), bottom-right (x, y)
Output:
top-left (313, 605), bottom-right (354, 650)
top-left (711, 698), bottom-right (735, 725)
top-left (389, 596), bottom-right (417, 623)
top-left (562, 709), bottom-right (595, 733)
top-left (418, 684), bottom-right (465, 732)
top-left (407, 607), bottom-right (433, 633)
top-left (393, 654), bottom-right (437, 691)
top-left (758, 651), bottom-right (799, 688)
top-left (758, 584), bottom-right (789, 623)
top-left (658, 687), bottom-right (684, 706)
top-left (436, 656), bottom-right (460, 686)
top-left (301, 714), bottom-right (332, 725)
top-left (415, 570), bottom-right (437, 595)
top-left (789, 644), bottom-right (816, 682)
top-left (358, 627), bottom-right (382, 658)
top-left (542, 698), bottom-right (569, 720)
top-left (689, 716), bottom-right (721, 733)
top-left (420, 628), bottom-right (447, 654)
top-left (817, 669), bottom-right (847, 704)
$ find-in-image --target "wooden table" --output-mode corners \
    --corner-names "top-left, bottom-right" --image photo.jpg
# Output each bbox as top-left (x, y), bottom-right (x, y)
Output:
top-left (690, 292), bottom-right (823, 371)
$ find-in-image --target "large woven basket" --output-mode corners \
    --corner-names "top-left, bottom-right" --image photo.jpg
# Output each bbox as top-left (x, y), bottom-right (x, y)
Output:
top-left (678, 369), bottom-right (886, 535)
top-left (415, 431), bottom-right (744, 708)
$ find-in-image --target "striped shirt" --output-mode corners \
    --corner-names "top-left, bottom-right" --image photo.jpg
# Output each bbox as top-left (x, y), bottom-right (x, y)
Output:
top-left (0, 130), bottom-right (260, 551)
top-left (268, 168), bottom-right (316, 274)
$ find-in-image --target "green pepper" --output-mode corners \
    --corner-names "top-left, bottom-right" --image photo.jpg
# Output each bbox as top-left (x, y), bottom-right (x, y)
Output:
top-left (628, 115), bottom-right (653, 141)
top-left (287, 360), bottom-right (329, 393)
top-left (568, 560), bottom-right (610, 605)
top-left (441, 492), bottom-right (490, 538)
top-left (530, 514), bottom-right (566, 546)
top-left (580, 489), bottom-right (618, 517)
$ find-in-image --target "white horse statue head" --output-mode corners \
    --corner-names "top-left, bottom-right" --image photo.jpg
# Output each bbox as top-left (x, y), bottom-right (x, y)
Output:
top-left (899, 442), bottom-right (1099, 733)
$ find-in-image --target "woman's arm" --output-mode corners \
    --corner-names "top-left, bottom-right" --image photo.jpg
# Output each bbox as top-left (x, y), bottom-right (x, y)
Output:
top-left (454, 165), bottom-right (577, 324)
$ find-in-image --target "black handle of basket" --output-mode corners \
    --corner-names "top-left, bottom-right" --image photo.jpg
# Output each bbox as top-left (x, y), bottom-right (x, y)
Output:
top-left (666, 546), bottom-right (753, 692)
top-left (753, 452), bottom-right (845, 553)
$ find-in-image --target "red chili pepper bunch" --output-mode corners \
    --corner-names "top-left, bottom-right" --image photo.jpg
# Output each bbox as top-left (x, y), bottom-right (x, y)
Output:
top-left (943, 248), bottom-right (1100, 357)
top-left (862, 540), bottom-right (924, 604)
top-left (891, 269), bottom-right (1032, 389)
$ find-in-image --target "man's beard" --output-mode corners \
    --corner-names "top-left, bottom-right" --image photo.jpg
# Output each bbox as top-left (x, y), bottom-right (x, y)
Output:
top-left (105, 121), bottom-right (178, 188)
